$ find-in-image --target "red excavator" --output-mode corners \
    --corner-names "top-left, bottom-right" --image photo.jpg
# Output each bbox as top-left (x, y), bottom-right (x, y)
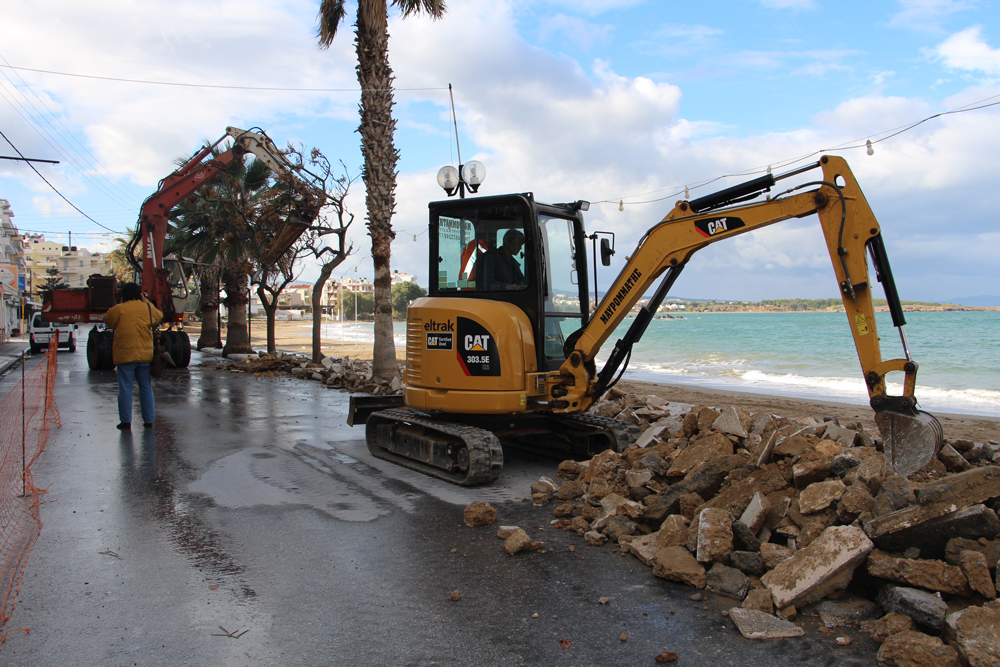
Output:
top-left (41, 127), bottom-right (326, 370)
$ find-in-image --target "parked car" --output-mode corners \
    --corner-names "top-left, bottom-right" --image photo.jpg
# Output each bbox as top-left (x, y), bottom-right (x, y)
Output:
top-left (28, 312), bottom-right (77, 354)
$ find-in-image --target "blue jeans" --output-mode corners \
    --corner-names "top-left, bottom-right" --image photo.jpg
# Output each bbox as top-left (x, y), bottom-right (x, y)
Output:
top-left (117, 362), bottom-right (155, 425)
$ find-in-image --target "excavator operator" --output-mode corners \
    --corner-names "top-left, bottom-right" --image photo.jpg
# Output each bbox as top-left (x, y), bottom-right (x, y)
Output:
top-left (480, 228), bottom-right (527, 290)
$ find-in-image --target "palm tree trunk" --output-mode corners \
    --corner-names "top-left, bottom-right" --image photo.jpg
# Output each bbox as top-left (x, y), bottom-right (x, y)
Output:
top-left (196, 264), bottom-right (222, 349)
top-left (222, 265), bottom-right (253, 356)
top-left (356, 9), bottom-right (398, 379)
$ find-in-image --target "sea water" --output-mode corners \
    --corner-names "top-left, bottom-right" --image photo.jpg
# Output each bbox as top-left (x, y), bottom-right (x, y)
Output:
top-left (319, 311), bottom-right (999, 417)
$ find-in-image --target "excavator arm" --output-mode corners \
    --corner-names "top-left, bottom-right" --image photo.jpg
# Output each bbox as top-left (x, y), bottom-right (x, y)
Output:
top-left (553, 155), bottom-right (941, 474)
top-left (133, 126), bottom-right (325, 321)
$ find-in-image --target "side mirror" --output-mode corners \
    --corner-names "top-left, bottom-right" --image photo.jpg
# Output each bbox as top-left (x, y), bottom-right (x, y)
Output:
top-left (600, 238), bottom-right (614, 266)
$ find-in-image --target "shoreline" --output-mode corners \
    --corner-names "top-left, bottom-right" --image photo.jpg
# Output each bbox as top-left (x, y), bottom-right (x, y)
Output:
top-left (189, 320), bottom-right (1000, 443)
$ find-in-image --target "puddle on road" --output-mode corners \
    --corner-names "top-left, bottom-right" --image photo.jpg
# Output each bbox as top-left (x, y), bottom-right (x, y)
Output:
top-left (187, 436), bottom-right (556, 521)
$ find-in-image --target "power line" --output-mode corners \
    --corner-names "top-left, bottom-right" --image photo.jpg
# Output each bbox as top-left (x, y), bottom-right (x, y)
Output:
top-left (0, 64), bottom-right (448, 93)
top-left (599, 91), bottom-right (1000, 208)
top-left (0, 129), bottom-right (121, 234)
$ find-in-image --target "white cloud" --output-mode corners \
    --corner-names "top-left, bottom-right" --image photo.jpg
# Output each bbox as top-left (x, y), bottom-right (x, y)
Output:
top-left (932, 26), bottom-right (1000, 76)
top-left (535, 0), bottom-right (647, 16)
top-left (537, 14), bottom-right (615, 51)
top-left (757, 0), bottom-right (817, 9)
top-left (891, 0), bottom-right (979, 31)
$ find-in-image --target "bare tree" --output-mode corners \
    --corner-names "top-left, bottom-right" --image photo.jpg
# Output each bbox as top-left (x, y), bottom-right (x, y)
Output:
top-left (296, 169), bottom-right (355, 362)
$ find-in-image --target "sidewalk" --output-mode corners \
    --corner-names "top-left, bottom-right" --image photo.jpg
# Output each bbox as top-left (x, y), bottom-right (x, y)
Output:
top-left (0, 338), bottom-right (30, 374)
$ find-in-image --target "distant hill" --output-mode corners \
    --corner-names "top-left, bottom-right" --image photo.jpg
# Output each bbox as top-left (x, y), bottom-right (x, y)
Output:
top-left (945, 295), bottom-right (1000, 307)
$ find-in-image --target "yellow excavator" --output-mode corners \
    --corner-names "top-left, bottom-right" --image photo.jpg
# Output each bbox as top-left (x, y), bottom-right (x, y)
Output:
top-left (349, 156), bottom-right (942, 484)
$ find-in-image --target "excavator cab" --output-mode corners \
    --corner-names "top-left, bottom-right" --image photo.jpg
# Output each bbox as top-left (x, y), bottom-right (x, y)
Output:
top-left (428, 193), bottom-right (592, 373)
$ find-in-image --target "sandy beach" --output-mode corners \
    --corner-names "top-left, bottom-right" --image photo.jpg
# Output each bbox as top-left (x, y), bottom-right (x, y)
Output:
top-left (185, 319), bottom-right (1000, 443)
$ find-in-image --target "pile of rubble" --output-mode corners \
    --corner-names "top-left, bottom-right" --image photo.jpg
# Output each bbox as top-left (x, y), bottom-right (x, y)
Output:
top-left (527, 389), bottom-right (1000, 666)
top-left (218, 352), bottom-right (403, 395)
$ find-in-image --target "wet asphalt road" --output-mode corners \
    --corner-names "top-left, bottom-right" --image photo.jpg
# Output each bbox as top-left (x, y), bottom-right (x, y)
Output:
top-left (2, 332), bottom-right (880, 666)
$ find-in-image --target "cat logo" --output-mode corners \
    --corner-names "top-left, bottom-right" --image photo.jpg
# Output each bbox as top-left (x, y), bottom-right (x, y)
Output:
top-left (465, 334), bottom-right (490, 351)
top-left (695, 216), bottom-right (745, 238)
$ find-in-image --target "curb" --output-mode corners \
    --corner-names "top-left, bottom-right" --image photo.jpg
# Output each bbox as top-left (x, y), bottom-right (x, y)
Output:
top-left (0, 344), bottom-right (31, 375)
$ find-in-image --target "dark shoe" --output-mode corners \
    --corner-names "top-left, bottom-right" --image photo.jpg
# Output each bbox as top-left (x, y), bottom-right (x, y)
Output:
top-left (143, 423), bottom-right (153, 428)
top-left (117, 423), bottom-right (131, 430)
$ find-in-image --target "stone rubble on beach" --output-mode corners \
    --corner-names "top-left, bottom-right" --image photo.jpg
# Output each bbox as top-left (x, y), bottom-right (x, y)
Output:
top-left (527, 387), bottom-right (1000, 661)
top-left (207, 350), bottom-right (404, 395)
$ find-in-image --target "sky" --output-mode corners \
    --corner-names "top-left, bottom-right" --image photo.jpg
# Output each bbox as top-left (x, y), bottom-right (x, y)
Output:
top-left (1, 0), bottom-right (998, 304)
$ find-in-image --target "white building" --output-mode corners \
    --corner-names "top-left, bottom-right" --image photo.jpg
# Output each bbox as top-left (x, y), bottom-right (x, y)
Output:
top-left (391, 270), bottom-right (417, 285)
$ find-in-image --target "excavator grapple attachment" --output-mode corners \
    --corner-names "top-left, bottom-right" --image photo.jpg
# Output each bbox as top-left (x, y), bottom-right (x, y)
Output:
top-left (875, 409), bottom-right (944, 477)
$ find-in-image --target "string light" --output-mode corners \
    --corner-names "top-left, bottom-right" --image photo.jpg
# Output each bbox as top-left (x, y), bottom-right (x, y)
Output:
top-left (684, 186), bottom-right (690, 199)
top-left (866, 139), bottom-right (874, 156)
top-left (618, 200), bottom-right (624, 212)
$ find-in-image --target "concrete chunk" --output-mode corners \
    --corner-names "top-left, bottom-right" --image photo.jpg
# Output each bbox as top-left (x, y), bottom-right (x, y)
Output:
top-left (696, 508), bottom-right (733, 564)
top-left (739, 492), bottom-right (769, 533)
top-left (652, 546), bottom-right (706, 589)
top-left (706, 563), bottom-right (750, 600)
top-left (761, 525), bottom-right (873, 609)
top-left (727, 608), bottom-right (804, 639)
top-left (798, 479), bottom-right (847, 514)
top-left (944, 605), bottom-right (1000, 667)
top-left (878, 586), bottom-right (948, 632)
top-left (959, 550), bottom-right (996, 599)
top-left (866, 504), bottom-right (1000, 556)
top-left (876, 631), bottom-right (961, 667)
top-left (712, 406), bottom-right (750, 438)
top-left (866, 549), bottom-right (971, 596)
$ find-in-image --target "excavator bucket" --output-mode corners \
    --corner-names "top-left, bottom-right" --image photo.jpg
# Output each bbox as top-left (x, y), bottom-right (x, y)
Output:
top-left (875, 409), bottom-right (944, 477)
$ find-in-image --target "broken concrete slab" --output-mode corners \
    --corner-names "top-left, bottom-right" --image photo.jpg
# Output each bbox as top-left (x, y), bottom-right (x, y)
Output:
top-left (812, 594), bottom-right (881, 622)
top-left (652, 546), bottom-right (706, 589)
top-left (696, 508), bottom-right (733, 564)
top-left (627, 534), bottom-right (658, 566)
top-left (730, 551), bottom-right (766, 577)
top-left (741, 588), bottom-right (774, 614)
top-left (878, 586), bottom-right (948, 632)
top-left (739, 492), bottom-right (769, 533)
top-left (667, 432), bottom-right (733, 477)
top-left (727, 608), bottom-right (804, 640)
top-left (912, 466), bottom-right (1000, 508)
top-left (865, 504), bottom-right (1000, 556)
top-left (866, 549), bottom-right (972, 596)
top-left (959, 550), bottom-right (996, 599)
top-left (706, 563), bottom-right (750, 600)
top-left (761, 525), bottom-right (873, 609)
top-left (943, 605), bottom-right (1000, 667)
top-left (798, 479), bottom-right (847, 514)
top-left (939, 443), bottom-right (973, 473)
top-left (635, 423), bottom-right (672, 449)
top-left (654, 515), bottom-right (689, 550)
top-left (822, 423), bottom-right (860, 448)
top-left (876, 631), bottom-right (961, 667)
top-left (864, 612), bottom-right (915, 644)
top-left (712, 406), bottom-right (750, 439)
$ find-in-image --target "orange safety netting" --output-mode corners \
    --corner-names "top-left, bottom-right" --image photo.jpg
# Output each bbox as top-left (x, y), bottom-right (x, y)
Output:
top-left (0, 335), bottom-right (61, 642)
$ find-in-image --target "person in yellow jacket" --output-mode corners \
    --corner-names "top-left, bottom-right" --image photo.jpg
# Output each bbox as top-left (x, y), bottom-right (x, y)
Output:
top-left (103, 282), bottom-right (163, 430)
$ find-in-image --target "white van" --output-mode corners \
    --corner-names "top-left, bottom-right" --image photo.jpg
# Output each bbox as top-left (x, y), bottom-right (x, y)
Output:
top-left (29, 312), bottom-right (78, 354)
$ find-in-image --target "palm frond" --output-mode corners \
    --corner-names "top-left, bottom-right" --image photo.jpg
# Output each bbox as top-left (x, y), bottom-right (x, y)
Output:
top-left (316, 0), bottom-right (347, 49)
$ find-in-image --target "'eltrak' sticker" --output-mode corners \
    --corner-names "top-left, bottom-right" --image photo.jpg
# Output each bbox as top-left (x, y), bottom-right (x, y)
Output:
top-left (456, 317), bottom-right (500, 376)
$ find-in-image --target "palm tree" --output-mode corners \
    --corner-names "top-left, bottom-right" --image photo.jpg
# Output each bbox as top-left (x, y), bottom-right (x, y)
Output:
top-left (168, 150), bottom-right (275, 356)
top-left (316, 0), bottom-right (446, 380)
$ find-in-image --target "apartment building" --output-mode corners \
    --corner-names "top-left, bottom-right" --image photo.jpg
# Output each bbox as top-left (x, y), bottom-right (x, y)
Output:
top-left (0, 199), bottom-right (25, 337)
